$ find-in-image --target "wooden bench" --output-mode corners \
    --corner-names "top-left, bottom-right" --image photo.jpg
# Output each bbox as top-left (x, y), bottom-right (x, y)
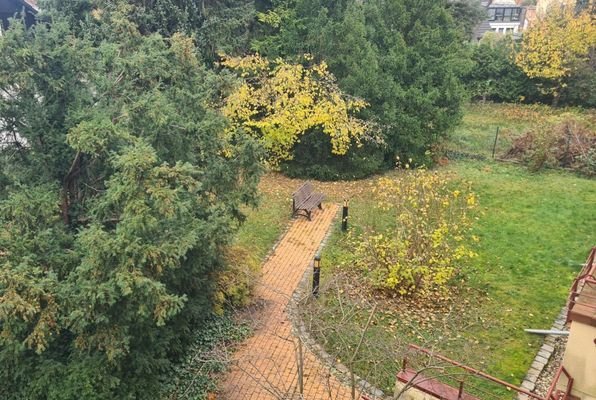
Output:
top-left (397, 368), bottom-right (480, 400)
top-left (292, 182), bottom-right (324, 220)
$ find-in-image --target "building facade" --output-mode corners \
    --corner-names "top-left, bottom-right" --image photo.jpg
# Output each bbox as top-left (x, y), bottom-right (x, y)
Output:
top-left (474, 0), bottom-right (529, 40)
top-left (0, 0), bottom-right (38, 35)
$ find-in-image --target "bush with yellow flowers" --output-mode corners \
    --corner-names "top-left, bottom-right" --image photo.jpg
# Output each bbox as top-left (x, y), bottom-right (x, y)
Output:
top-left (352, 170), bottom-right (478, 297)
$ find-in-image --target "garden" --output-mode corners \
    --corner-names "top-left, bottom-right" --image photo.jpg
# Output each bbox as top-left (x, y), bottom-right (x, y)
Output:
top-left (1, 1), bottom-right (594, 399)
top-left (252, 105), bottom-right (594, 398)
top-left (164, 103), bottom-right (595, 399)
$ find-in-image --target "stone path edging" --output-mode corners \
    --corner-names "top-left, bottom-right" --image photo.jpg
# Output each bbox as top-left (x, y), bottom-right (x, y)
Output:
top-left (518, 306), bottom-right (568, 399)
top-left (286, 208), bottom-right (389, 400)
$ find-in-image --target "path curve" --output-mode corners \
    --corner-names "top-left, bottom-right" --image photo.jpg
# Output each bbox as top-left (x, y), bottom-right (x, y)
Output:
top-left (220, 204), bottom-right (360, 399)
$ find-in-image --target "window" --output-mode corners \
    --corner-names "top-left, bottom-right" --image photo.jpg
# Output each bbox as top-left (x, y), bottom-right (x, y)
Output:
top-left (489, 7), bottom-right (522, 22)
top-left (488, 8), bottom-right (496, 21)
top-left (511, 8), bottom-right (521, 21)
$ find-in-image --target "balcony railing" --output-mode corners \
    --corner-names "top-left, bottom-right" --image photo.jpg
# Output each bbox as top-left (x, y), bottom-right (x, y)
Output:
top-left (567, 247), bottom-right (596, 323)
top-left (396, 344), bottom-right (575, 400)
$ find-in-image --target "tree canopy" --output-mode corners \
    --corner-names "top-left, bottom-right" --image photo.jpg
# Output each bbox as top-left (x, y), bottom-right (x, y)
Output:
top-left (515, 6), bottom-right (596, 103)
top-left (221, 54), bottom-right (368, 163)
top-left (0, 6), bottom-right (260, 399)
top-left (253, 0), bottom-right (468, 162)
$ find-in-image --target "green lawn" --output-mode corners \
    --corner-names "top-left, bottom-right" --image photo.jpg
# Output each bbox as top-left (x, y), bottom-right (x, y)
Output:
top-left (301, 103), bottom-right (596, 397)
top-left (234, 180), bottom-right (293, 261)
top-left (312, 161), bottom-right (594, 397)
top-left (212, 103), bottom-right (596, 399)
top-left (447, 161), bottom-right (595, 379)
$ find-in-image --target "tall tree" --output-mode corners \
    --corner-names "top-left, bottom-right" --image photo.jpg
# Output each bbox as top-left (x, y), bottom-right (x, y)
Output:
top-left (253, 0), bottom-right (467, 163)
top-left (43, 0), bottom-right (256, 63)
top-left (446, 0), bottom-right (487, 39)
top-left (0, 6), bottom-right (261, 399)
top-left (221, 54), bottom-right (368, 163)
top-left (515, 6), bottom-right (596, 105)
top-left (463, 33), bottom-right (541, 103)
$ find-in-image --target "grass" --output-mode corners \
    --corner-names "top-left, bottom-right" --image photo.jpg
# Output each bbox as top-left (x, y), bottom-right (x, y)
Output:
top-left (234, 183), bottom-right (293, 261)
top-left (207, 102), bottom-right (595, 398)
top-left (447, 161), bottom-right (595, 378)
top-left (446, 102), bottom-right (591, 158)
top-left (304, 103), bottom-right (596, 397)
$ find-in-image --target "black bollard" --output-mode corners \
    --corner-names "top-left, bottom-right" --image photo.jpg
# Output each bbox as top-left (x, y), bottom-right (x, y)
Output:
top-left (312, 255), bottom-right (321, 297)
top-left (341, 199), bottom-right (349, 231)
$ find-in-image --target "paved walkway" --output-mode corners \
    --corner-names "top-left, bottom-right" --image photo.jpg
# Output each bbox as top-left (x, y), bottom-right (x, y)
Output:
top-left (220, 205), bottom-right (360, 400)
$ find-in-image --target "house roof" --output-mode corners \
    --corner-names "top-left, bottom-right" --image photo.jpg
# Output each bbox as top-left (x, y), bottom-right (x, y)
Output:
top-left (20, 0), bottom-right (38, 13)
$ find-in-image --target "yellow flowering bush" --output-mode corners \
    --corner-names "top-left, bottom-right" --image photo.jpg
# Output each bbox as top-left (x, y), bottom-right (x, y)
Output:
top-left (353, 170), bottom-right (478, 296)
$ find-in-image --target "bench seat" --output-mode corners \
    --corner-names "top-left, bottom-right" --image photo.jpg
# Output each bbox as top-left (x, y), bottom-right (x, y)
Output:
top-left (292, 182), bottom-right (324, 220)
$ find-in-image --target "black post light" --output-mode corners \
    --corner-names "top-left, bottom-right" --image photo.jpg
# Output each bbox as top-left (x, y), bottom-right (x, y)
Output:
top-left (312, 255), bottom-right (321, 297)
top-left (341, 199), bottom-right (349, 231)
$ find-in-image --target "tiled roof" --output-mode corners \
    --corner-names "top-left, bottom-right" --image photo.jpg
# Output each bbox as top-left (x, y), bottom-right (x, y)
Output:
top-left (20, 0), bottom-right (39, 12)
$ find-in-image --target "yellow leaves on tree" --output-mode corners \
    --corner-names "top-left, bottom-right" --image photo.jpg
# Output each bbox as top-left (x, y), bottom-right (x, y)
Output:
top-left (221, 54), bottom-right (368, 163)
top-left (351, 171), bottom-right (478, 298)
top-left (515, 7), bottom-right (596, 82)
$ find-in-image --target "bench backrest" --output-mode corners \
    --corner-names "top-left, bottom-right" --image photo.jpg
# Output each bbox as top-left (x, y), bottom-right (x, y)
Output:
top-left (293, 182), bottom-right (314, 206)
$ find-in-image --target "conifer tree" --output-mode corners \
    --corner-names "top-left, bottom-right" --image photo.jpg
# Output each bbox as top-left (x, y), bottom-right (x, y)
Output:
top-left (0, 5), bottom-right (261, 398)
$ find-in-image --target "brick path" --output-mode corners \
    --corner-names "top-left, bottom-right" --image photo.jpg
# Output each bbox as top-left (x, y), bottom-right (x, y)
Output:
top-left (220, 204), bottom-right (359, 400)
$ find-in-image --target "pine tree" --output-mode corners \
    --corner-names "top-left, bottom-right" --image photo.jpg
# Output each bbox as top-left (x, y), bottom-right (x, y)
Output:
top-left (0, 6), bottom-right (261, 398)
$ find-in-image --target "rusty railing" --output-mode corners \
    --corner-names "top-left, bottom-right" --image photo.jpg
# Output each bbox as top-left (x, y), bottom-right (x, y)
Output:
top-left (567, 246), bottom-right (596, 322)
top-left (402, 344), bottom-right (545, 400)
top-left (544, 365), bottom-right (574, 400)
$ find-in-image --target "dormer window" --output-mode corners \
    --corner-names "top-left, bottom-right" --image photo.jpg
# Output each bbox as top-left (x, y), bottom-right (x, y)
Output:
top-left (488, 7), bottom-right (522, 22)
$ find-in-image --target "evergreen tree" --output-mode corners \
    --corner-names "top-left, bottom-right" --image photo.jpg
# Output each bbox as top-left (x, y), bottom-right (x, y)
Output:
top-left (43, 0), bottom-right (256, 63)
top-left (0, 5), bottom-right (261, 399)
top-left (463, 33), bottom-right (542, 103)
top-left (254, 0), bottom-right (467, 164)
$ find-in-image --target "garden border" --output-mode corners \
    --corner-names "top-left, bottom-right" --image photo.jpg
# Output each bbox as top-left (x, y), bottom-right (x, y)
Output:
top-left (517, 307), bottom-right (568, 399)
top-left (286, 206), bottom-right (390, 400)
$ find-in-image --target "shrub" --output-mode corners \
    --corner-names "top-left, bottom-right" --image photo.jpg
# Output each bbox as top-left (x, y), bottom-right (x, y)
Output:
top-left (463, 34), bottom-right (543, 104)
top-left (162, 313), bottom-right (251, 400)
top-left (214, 245), bottom-right (261, 315)
top-left (351, 170), bottom-right (478, 296)
top-left (280, 129), bottom-right (385, 181)
top-left (504, 116), bottom-right (596, 176)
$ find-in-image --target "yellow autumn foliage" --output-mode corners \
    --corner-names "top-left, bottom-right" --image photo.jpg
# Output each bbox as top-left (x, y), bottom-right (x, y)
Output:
top-left (221, 54), bottom-right (368, 163)
top-left (516, 7), bottom-right (596, 81)
top-left (352, 171), bottom-right (478, 297)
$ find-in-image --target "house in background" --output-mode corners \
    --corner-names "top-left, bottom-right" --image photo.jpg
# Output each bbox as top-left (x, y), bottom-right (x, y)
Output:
top-left (0, 0), bottom-right (38, 35)
top-left (473, 0), bottom-right (532, 41)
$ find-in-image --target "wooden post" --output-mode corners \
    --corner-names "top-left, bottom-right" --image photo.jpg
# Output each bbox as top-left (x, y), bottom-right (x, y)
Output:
top-left (492, 127), bottom-right (500, 159)
top-left (457, 380), bottom-right (464, 399)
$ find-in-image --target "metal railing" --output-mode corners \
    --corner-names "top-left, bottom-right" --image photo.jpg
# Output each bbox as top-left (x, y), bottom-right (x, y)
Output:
top-left (399, 344), bottom-right (577, 400)
top-left (567, 247), bottom-right (596, 322)
top-left (400, 344), bottom-right (545, 400)
top-left (544, 366), bottom-right (574, 400)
